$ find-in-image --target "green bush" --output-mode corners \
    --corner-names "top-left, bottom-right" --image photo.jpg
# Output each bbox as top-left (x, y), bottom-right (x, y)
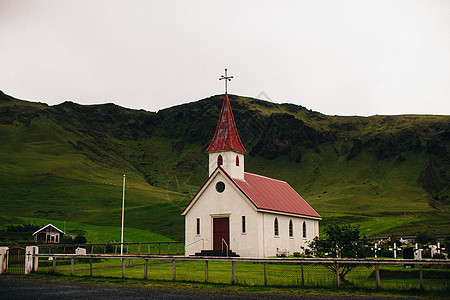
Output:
top-left (432, 253), bottom-right (446, 259)
top-left (423, 250), bottom-right (431, 258)
top-left (380, 249), bottom-right (394, 258)
top-left (73, 235), bottom-right (87, 244)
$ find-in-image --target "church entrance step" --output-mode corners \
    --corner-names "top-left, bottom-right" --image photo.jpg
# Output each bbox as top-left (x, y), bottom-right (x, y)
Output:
top-left (192, 249), bottom-right (240, 257)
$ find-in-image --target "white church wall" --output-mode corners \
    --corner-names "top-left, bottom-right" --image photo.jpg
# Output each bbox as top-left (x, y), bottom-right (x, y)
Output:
top-left (261, 212), bottom-right (319, 257)
top-left (208, 151), bottom-right (244, 180)
top-left (185, 172), bottom-right (258, 256)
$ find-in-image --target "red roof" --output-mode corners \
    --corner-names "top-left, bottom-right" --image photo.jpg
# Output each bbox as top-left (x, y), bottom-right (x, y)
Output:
top-left (233, 172), bottom-right (321, 219)
top-left (206, 93), bottom-right (247, 154)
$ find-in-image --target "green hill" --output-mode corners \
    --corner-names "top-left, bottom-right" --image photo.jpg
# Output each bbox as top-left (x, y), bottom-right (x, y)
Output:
top-left (0, 90), bottom-right (448, 242)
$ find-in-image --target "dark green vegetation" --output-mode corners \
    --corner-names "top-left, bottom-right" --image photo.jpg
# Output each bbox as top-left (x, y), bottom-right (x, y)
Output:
top-left (309, 225), bottom-right (368, 283)
top-left (0, 90), bottom-right (448, 242)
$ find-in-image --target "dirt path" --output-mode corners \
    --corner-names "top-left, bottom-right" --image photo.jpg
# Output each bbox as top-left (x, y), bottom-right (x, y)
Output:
top-left (0, 275), bottom-right (415, 299)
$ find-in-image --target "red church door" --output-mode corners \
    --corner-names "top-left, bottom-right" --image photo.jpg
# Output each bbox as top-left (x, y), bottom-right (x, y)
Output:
top-left (213, 217), bottom-right (229, 251)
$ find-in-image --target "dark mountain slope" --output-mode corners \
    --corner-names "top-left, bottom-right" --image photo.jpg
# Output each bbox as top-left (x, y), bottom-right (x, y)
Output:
top-left (0, 90), bottom-right (448, 239)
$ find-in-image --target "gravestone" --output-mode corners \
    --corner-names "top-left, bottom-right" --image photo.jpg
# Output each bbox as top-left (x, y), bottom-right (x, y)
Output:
top-left (414, 249), bottom-right (423, 260)
top-left (403, 247), bottom-right (414, 268)
top-left (430, 245), bottom-right (438, 257)
top-left (403, 247), bottom-right (414, 259)
top-left (75, 247), bottom-right (86, 255)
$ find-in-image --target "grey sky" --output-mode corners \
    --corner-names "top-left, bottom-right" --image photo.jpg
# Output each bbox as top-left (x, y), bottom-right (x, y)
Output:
top-left (1, 0), bottom-right (449, 116)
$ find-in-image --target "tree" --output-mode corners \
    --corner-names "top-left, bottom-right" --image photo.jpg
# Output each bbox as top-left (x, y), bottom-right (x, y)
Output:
top-left (60, 235), bottom-right (87, 244)
top-left (416, 232), bottom-right (436, 245)
top-left (309, 224), bottom-right (368, 284)
top-left (73, 235), bottom-right (87, 244)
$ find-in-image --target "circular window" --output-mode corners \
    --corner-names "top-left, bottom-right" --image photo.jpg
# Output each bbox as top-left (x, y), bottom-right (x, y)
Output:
top-left (216, 181), bottom-right (225, 193)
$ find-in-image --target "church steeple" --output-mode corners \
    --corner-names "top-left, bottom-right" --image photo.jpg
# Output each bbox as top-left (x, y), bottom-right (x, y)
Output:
top-left (206, 93), bottom-right (247, 154)
top-left (206, 70), bottom-right (246, 180)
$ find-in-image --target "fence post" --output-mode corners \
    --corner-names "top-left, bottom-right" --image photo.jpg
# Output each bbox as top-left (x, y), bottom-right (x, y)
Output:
top-left (264, 262), bottom-right (267, 286)
top-left (91, 245), bottom-right (94, 254)
top-left (122, 259), bottom-right (125, 278)
top-left (144, 259), bottom-right (148, 279)
top-left (52, 257), bottom-right (56, 272)
top-left (172, 260), bottom-right (176, 281)
top-left (205, 260), bottom-right (209, 283)
top-left (115, 245), bottom-right (117, 255)
top-left (90, 259), bottom-right (93, 276)
top-left (336, 263), bottom-right (340, 287)
top-left (158, 243), bottom-right (161, 255)
top-left (148, 244), bottom-right (150, 254)
top-left (419, 264), bottom-right (423, 290)
top-left (138, 243), bottom-right (141, 255)
top-left (71, 258), bottom-right (74, 276)
top-left (177, 242), bottom-right (179, 255)
top-left (103, 245), bottom-right (106, 254)
top-left (127, 244), bottom-right (129, 254)
top-left (231, 261), bottom-right (235, 284)
top-left (301, 262), bottom-right (304, 286)
top-left (168, 242), bottom-right (171, 255)
top-left (375, 264), bottom-right (380, 288)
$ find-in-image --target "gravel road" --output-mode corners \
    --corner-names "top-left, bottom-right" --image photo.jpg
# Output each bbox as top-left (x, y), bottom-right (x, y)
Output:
top-left (0, 275), bottom-right (414, 299)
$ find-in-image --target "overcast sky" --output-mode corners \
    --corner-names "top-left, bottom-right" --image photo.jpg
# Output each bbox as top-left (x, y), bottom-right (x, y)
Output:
top-left (1, 1), bottom-right (449, 116)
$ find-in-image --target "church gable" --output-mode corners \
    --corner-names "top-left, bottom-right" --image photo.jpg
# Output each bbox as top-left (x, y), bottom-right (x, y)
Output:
top-left (181, 167), bottom-right (257, 216)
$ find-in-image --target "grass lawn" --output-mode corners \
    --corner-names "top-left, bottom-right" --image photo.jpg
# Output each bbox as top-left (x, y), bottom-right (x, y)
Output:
top-left (318, 213), bottom-right (424, 238)
top-left (18, 217), bottom-right (173, 243)
top-left (35, 258), bottom-right (449, 297)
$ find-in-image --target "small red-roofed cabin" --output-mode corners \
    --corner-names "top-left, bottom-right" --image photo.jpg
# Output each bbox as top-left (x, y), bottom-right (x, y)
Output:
top-left (182, 94), bottom-right (321, 257)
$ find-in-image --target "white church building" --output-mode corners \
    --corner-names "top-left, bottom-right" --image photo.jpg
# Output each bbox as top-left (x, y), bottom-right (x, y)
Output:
top-left (182, 91), bottom-right (321, 258)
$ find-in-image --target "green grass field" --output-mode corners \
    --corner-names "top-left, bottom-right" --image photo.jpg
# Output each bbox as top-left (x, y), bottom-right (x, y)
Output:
top-left (37, 258), bottom-right (449, 294)
top-left (18, 217), bottom-right (173, 243)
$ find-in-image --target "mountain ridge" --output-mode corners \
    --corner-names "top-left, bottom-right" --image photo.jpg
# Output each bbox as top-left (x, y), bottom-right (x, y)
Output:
top-left (0, 90), bottom-right (448, 240)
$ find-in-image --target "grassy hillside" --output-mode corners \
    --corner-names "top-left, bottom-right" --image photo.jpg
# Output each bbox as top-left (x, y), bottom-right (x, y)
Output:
top-left (0, 90), bottom-right (448, 243)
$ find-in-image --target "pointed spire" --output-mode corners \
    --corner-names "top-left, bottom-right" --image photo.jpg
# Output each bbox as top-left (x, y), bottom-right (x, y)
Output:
top-left (206, 93), bottom-right (247, 154)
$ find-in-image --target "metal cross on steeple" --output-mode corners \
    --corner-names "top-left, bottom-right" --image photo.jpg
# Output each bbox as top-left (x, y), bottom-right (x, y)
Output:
top-left (219, 68), bottom-right (233, 94)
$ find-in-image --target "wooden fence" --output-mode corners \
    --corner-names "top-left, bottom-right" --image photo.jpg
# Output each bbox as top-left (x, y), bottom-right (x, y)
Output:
top-left (38, 242), bottom-right (183, 255)
top-left (33, 253), bottom-right (450, 290)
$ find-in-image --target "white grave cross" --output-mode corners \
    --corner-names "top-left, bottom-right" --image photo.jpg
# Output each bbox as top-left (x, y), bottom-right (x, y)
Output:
top-left (372, 243), bottom-right (382, 258)
top-left (389, 242), bottom-right (400, 258)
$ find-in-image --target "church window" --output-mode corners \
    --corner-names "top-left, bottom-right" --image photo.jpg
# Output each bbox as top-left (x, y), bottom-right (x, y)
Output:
top-left (216, 181), bottom-right (225, 193)
top-left (196, 218), bottom-right (200, 235)
top-left (236, 156), bottom-right (239, 166)
top-left (303, 221), bottom-right (307, 239)
top-left (217, 155), bottom-right (223, 166)
top-left (274, 218), bottom-right (279, 236)
top-left (242, 216), bottom-right (246, 233)
top-left (289, 220), bottom-right (293, 237)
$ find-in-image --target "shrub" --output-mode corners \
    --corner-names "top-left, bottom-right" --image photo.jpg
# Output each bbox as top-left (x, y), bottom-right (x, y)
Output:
top-left (73, 235), bottom-right (87, 244)
top-left (432, 253), bottom-right (446, 259)
top-left (423, 250), bottom-right (431, 258)
top-left (380, 249), bottom-right (394, 258)
top-left (416, 232), bottom-right (436, 245)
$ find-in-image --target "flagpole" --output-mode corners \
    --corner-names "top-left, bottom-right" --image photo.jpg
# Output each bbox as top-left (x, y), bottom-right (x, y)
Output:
top-left (120, 174), bottom-right (125, 255)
